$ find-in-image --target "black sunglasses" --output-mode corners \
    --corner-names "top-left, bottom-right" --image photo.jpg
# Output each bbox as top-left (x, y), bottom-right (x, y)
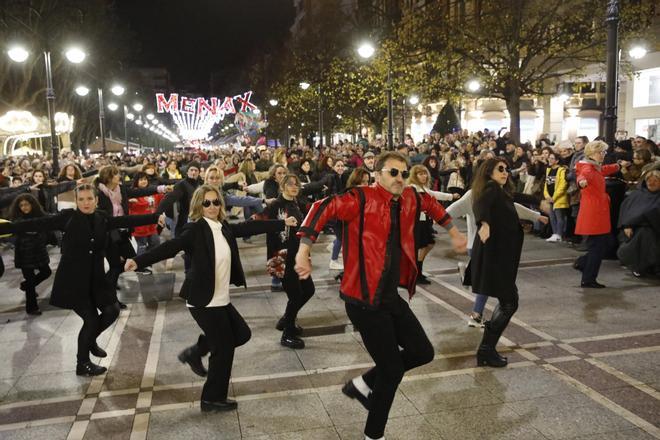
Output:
top-left (201, 199), bottom-right (221, 208)
top-left (382, 168), bottom-right (410, 179)
top-left (496, 165), bottom-right (510, 173)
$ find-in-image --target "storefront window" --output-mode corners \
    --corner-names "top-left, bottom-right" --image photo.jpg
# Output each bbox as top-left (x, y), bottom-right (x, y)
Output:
top-left (635, 118), bottom-right (660, 142)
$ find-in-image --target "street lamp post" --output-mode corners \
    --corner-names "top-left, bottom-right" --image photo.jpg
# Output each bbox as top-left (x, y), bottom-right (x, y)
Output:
top-left (604, 0), bottom-right (620, 147)
top-left (299, 81), bottom-right (323, 148)
top-left (8, 45), bottom-right (86, 173)
top-left (358, 42), bottom-right (394, 149)
top-left (97, 88), bottom-right (107, 155)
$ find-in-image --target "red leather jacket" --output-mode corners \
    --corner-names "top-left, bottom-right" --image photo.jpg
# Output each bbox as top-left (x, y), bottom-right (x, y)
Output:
top-left (298, 184), bottom-right (453, 307)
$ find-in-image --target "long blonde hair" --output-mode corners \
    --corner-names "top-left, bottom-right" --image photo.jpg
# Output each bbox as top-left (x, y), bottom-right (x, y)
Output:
top-left (204, 166), bottom-right (224, 186)
top-left (189, 185), bottom-right (226, 222)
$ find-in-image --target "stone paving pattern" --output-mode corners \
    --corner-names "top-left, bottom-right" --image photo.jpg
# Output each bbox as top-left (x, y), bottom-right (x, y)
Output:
top-left (0, 221), bottom-right (658, 439)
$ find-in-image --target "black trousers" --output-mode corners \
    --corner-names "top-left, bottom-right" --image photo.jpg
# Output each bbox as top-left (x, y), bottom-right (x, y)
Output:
top-left (575, 234), bottom-right (610, 284)
top-left (280, 268), bottom-right (315, 330)
top-left (479, 292), bottom-right (519, 351)
top-left (189, 304), bottom-right (251, 402)
top-left (345, 297), bottom-right (435, 439)
top-left (73, 303), bottom-right (120, 363)
top-left (20, 265), bottom-right (51, 312)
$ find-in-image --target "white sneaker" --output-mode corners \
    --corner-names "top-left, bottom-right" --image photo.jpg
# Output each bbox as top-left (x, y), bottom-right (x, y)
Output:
top-left (467, 313), bottom-right (485, 328)
top-left (457, 261), bottom-right (467, 281)
top-left (329, 259), bottom-right (344, 270)
top-left (546, 234), bottom-right (561, 242)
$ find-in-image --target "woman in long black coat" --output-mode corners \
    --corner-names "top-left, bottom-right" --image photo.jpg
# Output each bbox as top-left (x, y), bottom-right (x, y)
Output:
top-left (0, 184), bottom-right (164, 376)
top-left (125, 185), bottom-right (296, 412)
top-left (467, 158), bottom-right (523, 368)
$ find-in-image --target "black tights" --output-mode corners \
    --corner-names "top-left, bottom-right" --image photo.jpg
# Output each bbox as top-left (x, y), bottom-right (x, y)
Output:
top-left (280, 269), bottom-right (315, 330)
top-left (73, 303), bottom-right (120, 363)
top-left (479, 292), bottom-right (519, 351)
top-left (21, 266), bottom-right (51, 312)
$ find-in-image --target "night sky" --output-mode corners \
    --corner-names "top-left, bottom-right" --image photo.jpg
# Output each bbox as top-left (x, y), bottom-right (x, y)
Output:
top-left (115, 0), bottom-right (295, 94)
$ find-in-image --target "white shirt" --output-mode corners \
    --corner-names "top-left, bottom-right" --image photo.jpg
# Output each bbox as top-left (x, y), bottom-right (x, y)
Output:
top-left (187, 218), bottom-right (232, 308)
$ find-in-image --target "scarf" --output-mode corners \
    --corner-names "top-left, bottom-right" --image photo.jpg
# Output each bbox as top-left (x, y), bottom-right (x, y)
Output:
top-left (98, 183), bottom-right (124, 217)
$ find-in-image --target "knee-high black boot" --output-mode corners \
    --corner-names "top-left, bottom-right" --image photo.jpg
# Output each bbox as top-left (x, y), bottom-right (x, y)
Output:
top-left (477, 297), bottom-right (518, 368)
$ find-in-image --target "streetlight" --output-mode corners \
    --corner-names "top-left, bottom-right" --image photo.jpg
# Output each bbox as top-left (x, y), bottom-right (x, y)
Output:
top-left (467, 80), bottom-right (481, 92)
top-left (146, 113), bottom-right (155, 120)
top-left (357, 41), bottom-right (394, 149)
top-left (300, 82), bottom-right (324, 147)
top-left (628, 44), bottom-right (647, 60)
top-left (6, 43), bottom-right (87, 173)
top-left (107, 102), bottom-right (119, 112)
top-left (132, 103), bottom-right (143, 112)
top-left (75, 85), bottom-right (90, 96)
top-left (269, 99), bottom-right (278, 106)
top-left (111, 85), bottom-right (125, 96)
top-left (357, 42), bottom-right (376, 60)
top-left (409, 95), bottom-right (419, 105)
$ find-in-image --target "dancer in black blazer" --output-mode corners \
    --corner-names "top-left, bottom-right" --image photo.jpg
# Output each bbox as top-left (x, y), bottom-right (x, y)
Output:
top-left (125, 184), bottom-right (297, 412)
top-left (0, 184), bottom-right (164, 376)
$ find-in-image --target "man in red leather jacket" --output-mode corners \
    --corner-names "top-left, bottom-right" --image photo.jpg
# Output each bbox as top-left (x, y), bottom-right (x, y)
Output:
top-left (295, 151), bottom-right (466, 440)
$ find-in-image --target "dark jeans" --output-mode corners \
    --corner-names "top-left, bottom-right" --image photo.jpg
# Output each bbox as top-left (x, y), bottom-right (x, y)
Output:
top-left (20, 265), bottom-right (52, 312)
top-left (73, 303), bottom-right (120, 363)
top-left (345, 297), bottom-right (434, 439)
top-left (576, 234), bottom-right (610, 284)
top-left (280, 269), bottom-right (315, 330)
top-left (479, 292), bottom-right (519, 350)
top-left (189, 304), bottom-right (251, 401)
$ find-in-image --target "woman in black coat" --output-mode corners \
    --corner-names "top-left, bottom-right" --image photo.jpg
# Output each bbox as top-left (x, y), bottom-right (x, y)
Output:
top-left (264, 174), bottom-right (315, 349)
top-left (0, 184), bottom-right (164, 376)
top-left (125, 184), bottom-right (296, 413)
top-left (8, 193), bottom-right (52, 315)
top-left (467, 158), bottom-right (523, 368)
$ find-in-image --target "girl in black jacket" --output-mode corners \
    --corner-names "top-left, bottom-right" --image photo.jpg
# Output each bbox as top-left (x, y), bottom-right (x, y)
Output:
top-left (264, 174), bottom-right (315, 349)
top-left (8, 194), bottom-right (51, 315)
top-left (126, 185), bottom-right (296, 412)
top-left (0, 184), bottom-right (164, 376)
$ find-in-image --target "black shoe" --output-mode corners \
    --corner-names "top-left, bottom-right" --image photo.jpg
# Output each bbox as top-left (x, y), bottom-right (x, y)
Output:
top-left (280, 332), bottom-right (305, 349)
top-left (341, 380), bottom-right (371, 410)
top-left (91, 343), bottom-right (107, 358)
top-left (416, 275), bottom-right (431, 285)
top-left (270, 285), bottom-right (283, 292)
top-left (76, 361), bottom-right (107, 376)
top-left (178, 347), bottom-right (207, 377)
top-left (275, 317), bottom-right (303, 335)
top-left (118, 301), bottom-right (127, 309)
top-left (581, 281), bottom-right (606, 289)
top-left (334, 272), bottom-right (343, 282)
top-left (476, 349), bottom-right (508, 368)
top-left (573, 259), bottom-right (583, 272)
top-left (26, 308), bottom-right (42, 316)
top-left (200, 399), bottom-right (237, 412)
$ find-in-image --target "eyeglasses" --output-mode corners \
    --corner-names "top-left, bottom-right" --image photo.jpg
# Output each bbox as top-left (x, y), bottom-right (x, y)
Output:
top-left (381, 168), bottom-right (410, 179)
top-left (496, 165), bottom-right (510, 173)
top-left (201, 199), bottom-right (221, 208)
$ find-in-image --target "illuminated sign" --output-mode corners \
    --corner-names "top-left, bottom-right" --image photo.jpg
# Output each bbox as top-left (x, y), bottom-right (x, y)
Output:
top-left (155, 91), bottom-right (258, 141)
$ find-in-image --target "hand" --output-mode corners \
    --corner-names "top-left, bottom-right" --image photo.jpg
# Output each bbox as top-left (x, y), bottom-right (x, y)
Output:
top-left (284, 216), bottom-right (298, 227)
top-left (165, 185), bottom-right (174, 192)
top-left (158, 213), bottom-right (166, 227)
top-left (239, 182), bottom-right (248, 191)
top-left (265, 198), bottom-right (276, 205)
top-left (624, 227), bottom-right (633, 239)
top-left (452, 193), bottom-right (461, 200)
top-left (578, 180), bottom-right (588, 188)
top-left (128, 198), bottom-right (138, 203)
top-left (451, 232), bottom-right (467, 253)
top-left (478, 222), bottom-right (490, 243)
top-left (124, 259), bottom-right (137, 272)
top-left (538, 215), bottom-right (549, 225)
top-left (619, 160), bottom-right (631, 168)
top-left (294, 248), bottom-right (312, 279)
top-left (76, 178), bottom-right (86, 185)
top-left (546, 196), bottom-right (553, 203)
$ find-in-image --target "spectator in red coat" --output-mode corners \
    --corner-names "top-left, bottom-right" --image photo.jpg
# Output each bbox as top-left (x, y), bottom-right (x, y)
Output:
top-left (129, 172), bottom-right (164, 274)
top-left (573, 141), bottom-right (621, 288)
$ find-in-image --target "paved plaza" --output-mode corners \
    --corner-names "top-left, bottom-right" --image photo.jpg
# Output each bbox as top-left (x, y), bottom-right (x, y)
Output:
top-left (0, 223), bottom-right (659, 440)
